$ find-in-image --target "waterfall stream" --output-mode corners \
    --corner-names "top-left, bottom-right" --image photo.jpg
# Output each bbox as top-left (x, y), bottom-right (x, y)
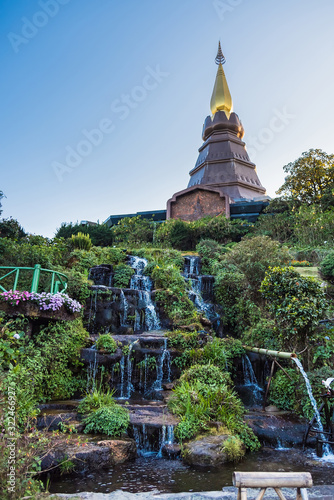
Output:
top-left (292, 357), bottom-right (331, 455)
top-left (183, 256), bottom-right (220, 329)
top-left (129, 256), bottom-right (160, 331)
top-left (242, 355), bottom-right (263, 404)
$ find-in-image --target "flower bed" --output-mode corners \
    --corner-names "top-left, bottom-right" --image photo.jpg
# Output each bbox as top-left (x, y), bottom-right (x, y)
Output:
top-left (0, 290), bottom-right (82, 320)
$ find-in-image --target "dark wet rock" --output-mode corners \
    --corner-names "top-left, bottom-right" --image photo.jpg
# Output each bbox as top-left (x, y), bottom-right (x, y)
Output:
top-left (41, 438), bottom-right (137, 475)
top-left (182, 435), bottom-right (230, 467)
top-left (96, 439), bottom-right (137, 464)
top-left (161, 443), bottom-right (181, 459)
top-left (37, 412), bottom-right (78, 431)
top-left (127, 404), bottom-right (179, 427)
top-left (200, 315), bottom-right (212, 327)
top-left (245, 412), bottom-right (309, 447)
top-left (80, 347), bottom-right (122, 366)
top-left (162, 382), bottom-right (175, 391)
top-left (89, 265), bottom-right (114, 287)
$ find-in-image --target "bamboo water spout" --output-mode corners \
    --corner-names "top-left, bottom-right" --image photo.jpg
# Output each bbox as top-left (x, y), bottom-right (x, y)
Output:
top-left (244, 346), bottom-right (296, 359)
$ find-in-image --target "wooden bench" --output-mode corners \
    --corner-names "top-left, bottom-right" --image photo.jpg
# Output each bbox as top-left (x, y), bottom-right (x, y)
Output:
top-left (233, 472), bottom-right (313, 500)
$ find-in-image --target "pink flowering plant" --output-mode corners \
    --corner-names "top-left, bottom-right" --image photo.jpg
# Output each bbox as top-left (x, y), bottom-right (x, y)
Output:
top-left (0, 290), bottom-right (82, 314)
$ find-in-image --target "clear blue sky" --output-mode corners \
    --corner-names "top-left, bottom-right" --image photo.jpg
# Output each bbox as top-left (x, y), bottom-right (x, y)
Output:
top-left (1, 0), bottom-right (334, 237)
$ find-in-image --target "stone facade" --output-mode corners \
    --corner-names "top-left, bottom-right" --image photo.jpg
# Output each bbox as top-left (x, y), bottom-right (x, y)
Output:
top-left (166, 186), bottom-right (230, 222)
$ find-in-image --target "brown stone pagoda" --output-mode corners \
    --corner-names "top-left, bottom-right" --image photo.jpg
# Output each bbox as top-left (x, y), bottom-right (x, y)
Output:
top-left (167, 42), bottom-right (267, 221)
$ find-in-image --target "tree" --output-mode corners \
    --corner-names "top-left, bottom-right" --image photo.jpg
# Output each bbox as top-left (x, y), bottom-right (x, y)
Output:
top-left (55, 222), bottom-right (113, 246)
top-left (260, 266), bottom-right (327, 354)
top-left (0, 217), bottom-right (26, 239)
top-left (0, 190), bottom-right (3, 217)
top-left (276, 149), bottom-right (334, 206)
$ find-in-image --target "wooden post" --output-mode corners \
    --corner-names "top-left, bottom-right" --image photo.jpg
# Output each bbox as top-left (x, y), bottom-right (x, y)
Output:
top-left (233, 472), bottom-right (313, 500)
top-left (263, 359), bottom-right (275, 411)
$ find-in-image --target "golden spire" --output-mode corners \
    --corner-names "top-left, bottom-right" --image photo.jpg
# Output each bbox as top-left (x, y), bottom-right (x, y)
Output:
top-left (210, 42), bottom-right (233, 117)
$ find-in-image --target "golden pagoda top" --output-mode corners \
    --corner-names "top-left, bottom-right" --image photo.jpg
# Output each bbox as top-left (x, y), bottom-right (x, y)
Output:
top-left (210, 42), bottom-right (233, 117)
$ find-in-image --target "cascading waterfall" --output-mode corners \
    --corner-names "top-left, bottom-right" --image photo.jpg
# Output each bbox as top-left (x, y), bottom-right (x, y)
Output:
top-left (157, 425), bottom-right (175, 457)
top-left (129, 256), bottom-right (160, 331)
top-left (132, 424), bottom-right (154, 456)
top-left (87, 290), bottom-right (98, 333)
top-left (183, 256), bottom-right (220, 328)
top-left (119, 340), bottom-right (138, 399)
top-left (242, 354), bottom-right (263, 403)
top-left (152, 338), bottom-right (171, 392)
top-left (119, 356), bottom-right (125, 398)
top-left (132, 423), bottom-right (175, 457)
top-left (120, 290), bottom-right (129, 326)
top-left (292, 357), bottom-right (331, 455)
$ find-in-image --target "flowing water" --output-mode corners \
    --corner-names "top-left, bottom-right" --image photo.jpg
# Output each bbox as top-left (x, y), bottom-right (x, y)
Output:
top-left (183, 256), bottom-right (220, 330)
top-left (241, 355), bottom-right (263, 405)
top-left (292, 357), bottom-right (331, 455)
top-left (129, 256), bottom-right (160, 331)
top-left (120, 290), bottom-right (129, 326)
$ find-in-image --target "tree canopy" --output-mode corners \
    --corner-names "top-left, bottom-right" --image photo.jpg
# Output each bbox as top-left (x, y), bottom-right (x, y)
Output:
top-left (276, 149), bottom-right (334, 206)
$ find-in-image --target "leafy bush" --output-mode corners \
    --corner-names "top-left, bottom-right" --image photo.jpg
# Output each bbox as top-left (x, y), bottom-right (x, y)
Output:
top-left (113, 263), bottom-right (134, 288)
top-left (152, 264), bottom-right (201, 329)
top-left (95, 334), bottom-right (118, 353)
top-left (179, 363), bottom-right (233, 388)
top-left (1, 317), bottom-right (88, 428)
top-left (112, 216), bottom-right (154, 245)
top-left (269, 368), bottom-right (300, 412)
top-left (167, 330), bottom-right (202, 350)
top-left (83, 404), bottom-right (129, 436)
top-left (155, 216), bottom-right (250, 250)
top-left (186, 338), bottom-right (245, 372)
top-left (78, 388), bottom-right (115, 414)
top-left (260, 266), bottom-right (327, 353)
top-left (242, 319), bottom-right (278, 350)
top-left (71, 232), bottom-right (92, 250)
top-left (223, 236), bottom-right (290, 295)
top-left (214, 266), bottom-right (259, 335)
top-left (168, 374), bottom-right (259, 450)
top-left (196, 239), bottom-right (228, 274)
top-left (56, 222), bottom-right (114, 246)
top-left (320, 251), bottom-right (334, 280)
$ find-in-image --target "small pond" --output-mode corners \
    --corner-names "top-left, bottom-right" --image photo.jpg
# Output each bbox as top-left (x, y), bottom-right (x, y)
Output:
top-left (48, 448), bottom-right (334, 495)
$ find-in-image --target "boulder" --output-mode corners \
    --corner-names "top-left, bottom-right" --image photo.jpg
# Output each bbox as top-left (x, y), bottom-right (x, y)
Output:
top-left (96, 439), bottom-right (137, 464)
top-left (41, 437), bottom-right (137, 475)
top-left (182, 434), bottom-right (230, 467)
top-left (161, 443), bottom-right (181, 459)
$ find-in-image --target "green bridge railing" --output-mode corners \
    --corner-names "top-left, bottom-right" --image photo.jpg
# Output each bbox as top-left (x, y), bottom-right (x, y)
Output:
top-left (0, 265), bottom-right (68, 294)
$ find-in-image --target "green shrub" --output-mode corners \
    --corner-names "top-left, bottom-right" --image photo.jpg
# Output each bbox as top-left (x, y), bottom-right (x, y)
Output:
top-left (187, 338), bottom-right (245, 371)
top-left (242, 319), bottom-right (278, 350)
top-left (96, 334), bottom-right (118, 353)
top-left (222, 436), bottom-right (245, 462)
top-left (223, 236), bottom-right (290, 295)
top-left (71, 232), bottom-right (92, 250)
top-left (83, 404), bottom-right (129, 436)
top-left (167, 330), bottom-right (201, 350)
top-left (78, 388), bottom-right (115, 414)
top-left (168, 367), bottom-right (259, 450)
top-left (260, 266), bottom-right (327, 354)
top-left (179, 363), bottom-right (233, 388)
top-left (269, 368), bottom-right (300, 412)
top-left (113, 263), bottom-right (134, 288)
top-left (320, 251), bottom-right (334, 279)
top-left (151, 264), bottom-right (201, 328)
top-left (196, 239), bottom-right (228, 274)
